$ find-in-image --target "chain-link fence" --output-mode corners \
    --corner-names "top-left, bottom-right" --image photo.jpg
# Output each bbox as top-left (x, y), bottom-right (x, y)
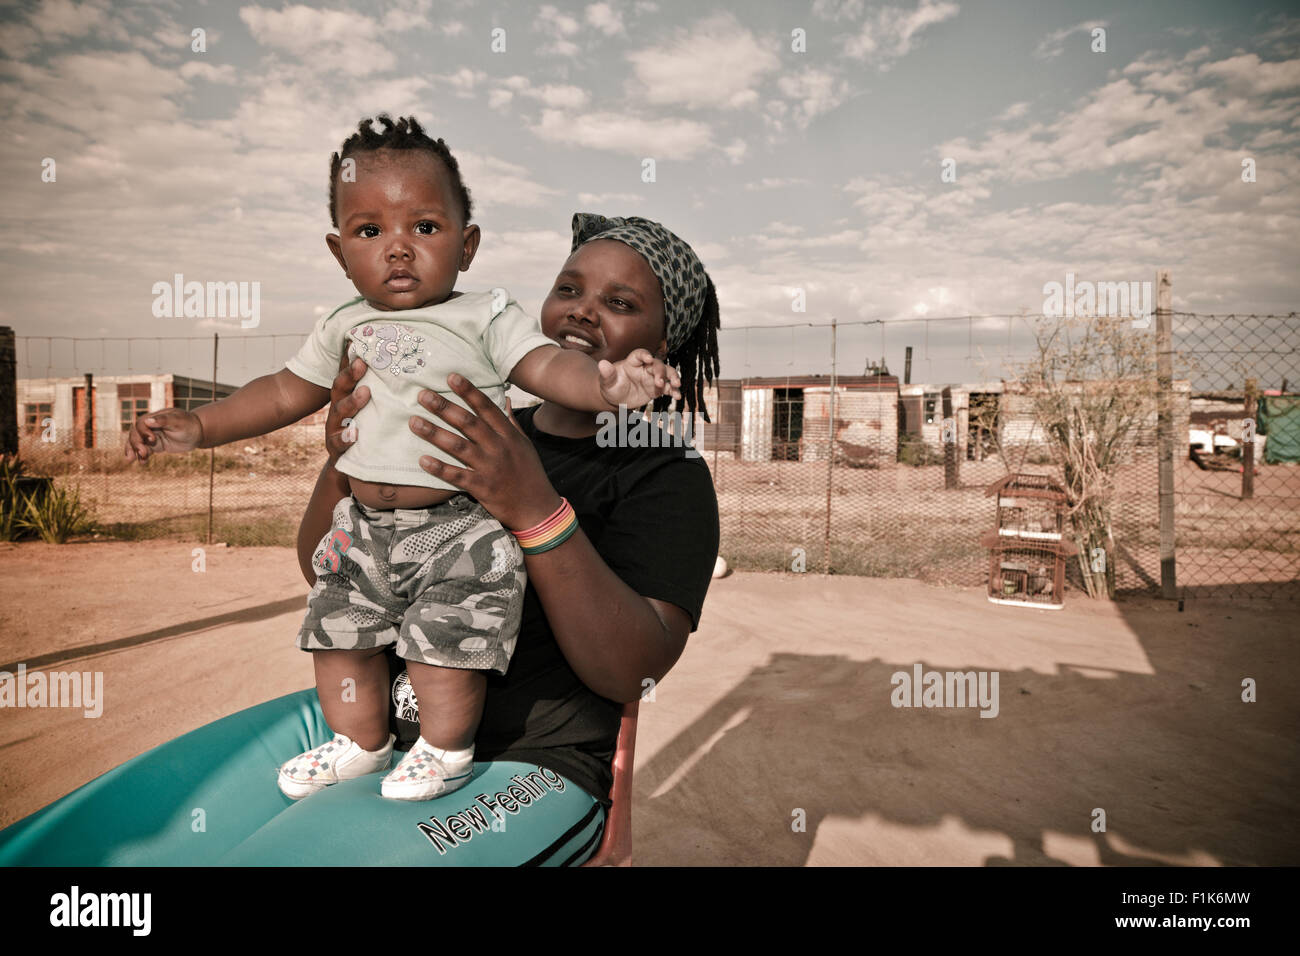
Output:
top-left (7, 310), bottom-right (1298, 600)
top-left (694, 311), bottom-right (1297, 601)
top-left (12, 333), bottom-right (323, 546)
top-left (1169, 312), bottom-right (1300, 600)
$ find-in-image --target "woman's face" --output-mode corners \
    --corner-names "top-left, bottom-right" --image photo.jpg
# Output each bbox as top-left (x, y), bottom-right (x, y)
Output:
top-left (539, 238), bottom-right (667, 366)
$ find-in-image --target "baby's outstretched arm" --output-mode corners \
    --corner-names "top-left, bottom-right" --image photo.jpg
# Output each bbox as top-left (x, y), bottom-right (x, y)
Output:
top-left (125, 369), bottom-right (330, 461)
top-left (507, 346), bottom-right (681, 412)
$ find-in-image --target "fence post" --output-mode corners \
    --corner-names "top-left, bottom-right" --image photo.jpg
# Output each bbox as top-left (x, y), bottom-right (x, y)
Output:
top-left (83, 372), bottom-right (94, 449)
top-left (0, 327), bottom-right (15, 455)
top-left (1242, 378), bottom-right (1256, 500)
top-left (208, 333), bottom-right (218, 546)
top-left (823, 317), bottom-right (837, 574)
top-left (1156, 270), bottom-right (1177, 599)
top-left (942, 385), bottom-right (958, 489)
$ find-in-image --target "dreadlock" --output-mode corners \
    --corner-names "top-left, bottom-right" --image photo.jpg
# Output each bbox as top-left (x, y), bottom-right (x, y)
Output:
top-left (651, 275), bottom-right (721, 424)
top-left (328, 115), bottom-right (473, 228)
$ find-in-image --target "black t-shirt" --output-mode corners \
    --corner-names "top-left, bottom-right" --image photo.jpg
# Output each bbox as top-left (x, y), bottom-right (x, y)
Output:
top-left (389, 404), bottom-right (720, 807)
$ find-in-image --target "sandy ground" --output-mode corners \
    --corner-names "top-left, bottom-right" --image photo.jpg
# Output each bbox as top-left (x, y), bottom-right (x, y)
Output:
top-left (0, 539), bottom-right (1296, 866)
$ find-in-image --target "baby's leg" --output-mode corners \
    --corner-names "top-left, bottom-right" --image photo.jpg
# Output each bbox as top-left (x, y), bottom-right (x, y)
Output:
top-left (383, 496), bottom-right (526, 800)
top-left (312, 647), bottom-right (392, 752)
top-left (403, 663), bottom-right (487, 751)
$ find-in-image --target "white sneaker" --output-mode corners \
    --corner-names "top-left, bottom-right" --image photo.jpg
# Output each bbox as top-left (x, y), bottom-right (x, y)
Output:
top-left (380, 737), bottom-right (474, 801)
top-left (277, 733), bottom-right (395, 800)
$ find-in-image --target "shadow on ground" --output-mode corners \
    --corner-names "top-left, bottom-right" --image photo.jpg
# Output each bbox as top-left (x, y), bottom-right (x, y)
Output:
top-left (634, 592), bottom-right (1297, 866)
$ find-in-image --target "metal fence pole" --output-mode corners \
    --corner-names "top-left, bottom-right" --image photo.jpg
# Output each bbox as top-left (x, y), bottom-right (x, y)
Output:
top-left (1242, 377), bottom-right (1256, 500)
top-left (823, 317), bottom-right (837, 574)
top-left (208, 332), bottom-right (218, 546)
top-left (1156, 270), bottom-right (1176, 599)
top-left (942, 385), bottom-right (958, 489)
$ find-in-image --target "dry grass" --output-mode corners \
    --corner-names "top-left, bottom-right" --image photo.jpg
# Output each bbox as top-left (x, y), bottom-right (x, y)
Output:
top-left (20, 437), bottom-right (1298, 596)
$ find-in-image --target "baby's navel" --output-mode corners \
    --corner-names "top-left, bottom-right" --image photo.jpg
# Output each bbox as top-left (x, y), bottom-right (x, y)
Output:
top-left (378, 485), bottom-right (398, 501)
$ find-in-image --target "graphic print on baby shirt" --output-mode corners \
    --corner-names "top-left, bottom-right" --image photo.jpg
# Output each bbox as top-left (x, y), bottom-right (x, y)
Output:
top-left (348, 322), bottom-right (427, 376)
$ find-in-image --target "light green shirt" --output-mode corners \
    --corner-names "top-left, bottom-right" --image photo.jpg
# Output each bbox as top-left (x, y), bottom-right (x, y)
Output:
top-left (286, 291), bottom-right (554, 491)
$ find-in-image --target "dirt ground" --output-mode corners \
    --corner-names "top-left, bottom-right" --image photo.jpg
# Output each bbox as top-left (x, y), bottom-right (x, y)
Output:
top-left (0, 539), bottom-right (1296, 866)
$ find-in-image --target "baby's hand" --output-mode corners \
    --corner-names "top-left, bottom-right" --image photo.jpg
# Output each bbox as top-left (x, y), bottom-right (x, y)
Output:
top-left (597, 349), bottom-right (682, 409)
top-left (124, 408), bottom-right (203, 462)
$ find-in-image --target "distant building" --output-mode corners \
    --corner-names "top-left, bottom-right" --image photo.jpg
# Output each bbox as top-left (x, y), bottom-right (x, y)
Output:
top-left (697, 374), bottom-right (899, 464)
top-left (696, 375), bottom-right (1191, 465)
top-left (16, 373), bottom-right (244, 449)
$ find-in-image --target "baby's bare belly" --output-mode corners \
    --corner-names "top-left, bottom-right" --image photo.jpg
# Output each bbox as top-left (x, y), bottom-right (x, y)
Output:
top-left (348, 476), bottom-right (457, 510)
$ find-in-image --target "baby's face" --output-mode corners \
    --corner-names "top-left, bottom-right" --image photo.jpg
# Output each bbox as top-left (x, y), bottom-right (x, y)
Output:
top-left (326, 150), bottom-right (479, 311)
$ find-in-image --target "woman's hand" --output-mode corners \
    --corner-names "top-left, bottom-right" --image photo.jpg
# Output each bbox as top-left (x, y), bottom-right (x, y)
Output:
top-left (409, 374), bottom-right (562, 533)
top-left (324, 356), bottom-right (371, 463)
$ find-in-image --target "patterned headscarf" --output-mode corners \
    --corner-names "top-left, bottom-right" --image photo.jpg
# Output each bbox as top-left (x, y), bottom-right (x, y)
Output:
top-left (569, 213), bottom-right (709, 356)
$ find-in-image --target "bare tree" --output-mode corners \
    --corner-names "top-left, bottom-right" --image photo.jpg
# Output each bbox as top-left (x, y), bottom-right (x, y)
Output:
top-left (1005, 314), bottom-right (1157, 598)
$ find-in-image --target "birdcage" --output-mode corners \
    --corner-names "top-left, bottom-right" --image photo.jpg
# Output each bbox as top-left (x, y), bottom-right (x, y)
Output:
top-left (981, 473), bottom-right (1076, 608)
top-left (979, 531), bottom-right (1077, 609)
top-left (984, 473), bottom-right (1069, 539)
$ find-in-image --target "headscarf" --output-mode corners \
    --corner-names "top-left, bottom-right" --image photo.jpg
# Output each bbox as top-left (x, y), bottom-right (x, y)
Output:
top-left (569, 213), bottom-right (710, 356)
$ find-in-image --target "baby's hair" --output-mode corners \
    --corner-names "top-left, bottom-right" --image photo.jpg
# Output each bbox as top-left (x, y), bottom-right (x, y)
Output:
top-left (328, 115), bottom-right (473, 228)
top-left (652, 275), bottom-right (721, 424)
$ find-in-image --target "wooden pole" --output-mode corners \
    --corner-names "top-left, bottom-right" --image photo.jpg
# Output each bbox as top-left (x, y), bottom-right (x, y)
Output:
top-left (942, 385), bottom-right (958, 489)
top-left (823, 317), bottom-right (837, 574)
top-left (1242, 378), bottom-right (1256, 499)
top-left (1156, 270), bottom-right (1176, 599)
top-left (83, 372), bottom-right (94, 449)
top-left (0, 327), bottom-right (16, 456)
top-left (208, 333), bottom-right (218, 546)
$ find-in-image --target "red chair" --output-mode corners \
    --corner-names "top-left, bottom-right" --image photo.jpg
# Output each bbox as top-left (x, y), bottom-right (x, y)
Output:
top-left (581, 699), bottom-right (640, 866)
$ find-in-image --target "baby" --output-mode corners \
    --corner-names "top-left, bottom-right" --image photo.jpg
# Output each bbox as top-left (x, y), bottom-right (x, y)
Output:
top-left (125, 115), bottom-right (680, 802)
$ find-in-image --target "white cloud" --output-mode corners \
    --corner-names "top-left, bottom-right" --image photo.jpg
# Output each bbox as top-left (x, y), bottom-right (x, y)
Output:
top-left (0, 0), bottom-right (131, 58)
top-left (812, 0), bottom-right (865, 20)
top-left (380, 0), bottom-right (434, 32)
top-left (1197, 54), bottom-right (1300, 94)
top-left (627, 12), bottom-right (780, 110)
top-left (179, 61), bottom-right (239, 85)
top-left (745, 178), bottom-right (811, 191)
top-left (240, 5), bottom-right (393, 76)
top-left (577, 191), bottom-right (646, 206)
top-left (458, 152), bottom-right (563, 212)
top-left (531, 108), bottom-right (713, 159)
top-left (842, 0), bottom-right (959, 67)
top-left (776, 69), bottom-right (851, 127)
top-left (536, 4), bottom-right (582, 57)
top-left (1033, 20), bottom-right (1107, 60)
top-left (437, 67), bottom-right (488, 97)
top-left (997, 101), bottom-right (1029, 122)
top-left (524, 83), bottom-right (591, 110)
top-left (586, 3), bottom-right (625, 36)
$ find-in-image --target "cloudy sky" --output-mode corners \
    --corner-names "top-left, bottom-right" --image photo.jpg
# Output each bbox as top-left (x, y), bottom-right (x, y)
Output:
top-left (2, 0), bottom-right (1298, 385)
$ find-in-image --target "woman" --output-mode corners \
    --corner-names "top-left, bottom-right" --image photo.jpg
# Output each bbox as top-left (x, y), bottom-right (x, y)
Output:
top-left (0, 213), bottom-right (722, 867)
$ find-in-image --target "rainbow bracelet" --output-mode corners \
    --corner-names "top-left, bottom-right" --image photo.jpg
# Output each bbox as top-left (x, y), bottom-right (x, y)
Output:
top-left (512, 498), bottom-right (579, 555)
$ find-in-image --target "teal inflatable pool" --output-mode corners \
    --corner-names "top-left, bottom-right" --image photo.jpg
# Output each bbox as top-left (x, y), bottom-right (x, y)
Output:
top-left (0, 689), bottom-right (604, 867)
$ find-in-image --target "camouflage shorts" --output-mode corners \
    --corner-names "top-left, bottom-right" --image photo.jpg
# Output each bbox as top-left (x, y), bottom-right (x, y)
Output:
top-left (297, 494), bottom-right (526, 675)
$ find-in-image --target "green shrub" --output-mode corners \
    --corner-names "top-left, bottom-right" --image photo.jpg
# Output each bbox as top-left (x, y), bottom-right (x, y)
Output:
top-left (0, 456), bottom-right (98, 543)
top-left (18, 481), bottom-right (98, 543)
top-left (0, 454), bottom-right (24, 540)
